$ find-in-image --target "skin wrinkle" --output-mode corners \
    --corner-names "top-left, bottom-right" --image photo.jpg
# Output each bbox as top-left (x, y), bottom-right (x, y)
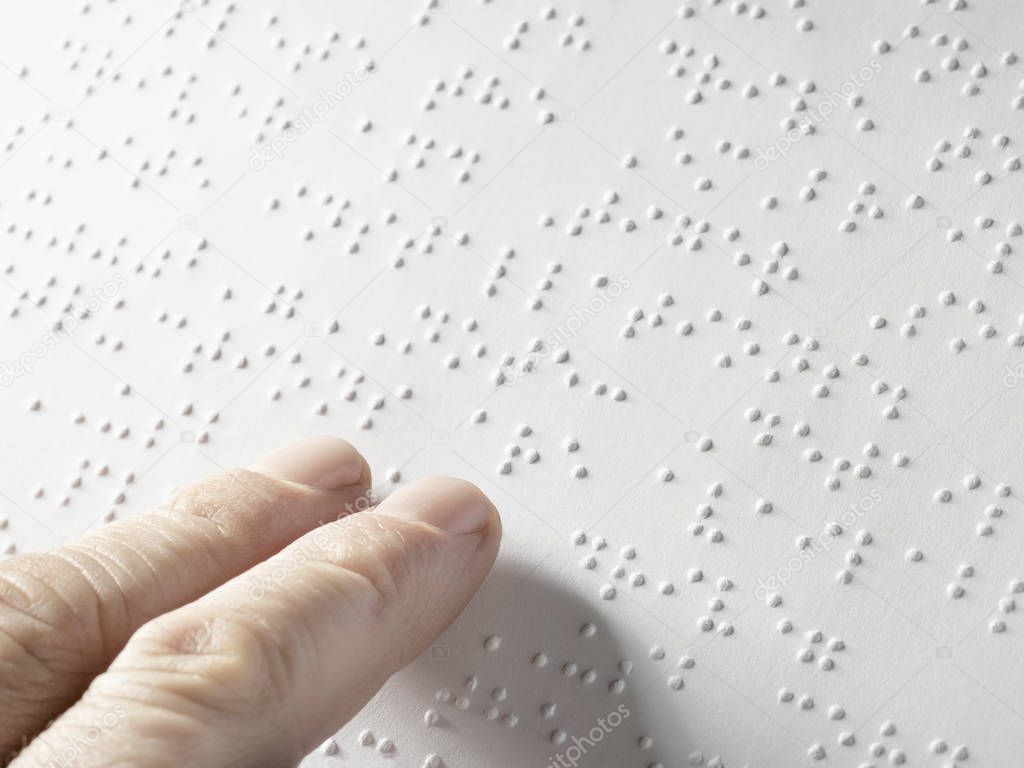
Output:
top-left (70, 538), bottom-right (152, 604)
top-left (0, 625), bottom-right (58, 696)
top-left (33, 681), bottom-right (238, 768)
top-left (104, 655), bottom-right (262, 723)
top-left (80, 525), bottom-right (177, 622)
top-left (49, 547), bottom-right (134, 663)
top-left (147, 512), bottom-right (244, 582)
top-left (116, 514), bottom-right (232, 595)
top-left (95, 656), bottom-right (308, 768)
top-left (0, 564), bottom-right (75, 628)
top-left (0, 570), bottom-right (51, 627)
top-left (0, 581), bottom-right (92, 752)
top-left (0, 565), bottom-right (93, 656)
top-left (0, 555), bottom-right (115, 746)
top-left (96, 516), bottom-right (188, 575)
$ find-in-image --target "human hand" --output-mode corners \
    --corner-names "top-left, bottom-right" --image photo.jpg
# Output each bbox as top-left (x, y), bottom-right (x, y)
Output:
top-left (0, 436), bottom-right (501, 767)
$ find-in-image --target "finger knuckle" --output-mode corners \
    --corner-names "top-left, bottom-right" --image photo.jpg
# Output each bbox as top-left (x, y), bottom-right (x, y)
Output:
top-left (127, 614), bottom-right (296, 711)
top-left (163, 469), bottom-right (294, 536)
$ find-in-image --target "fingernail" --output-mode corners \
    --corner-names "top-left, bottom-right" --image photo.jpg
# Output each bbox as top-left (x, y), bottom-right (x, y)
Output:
top-left (252, 436), bottom-right (365, 490)
top-left (376, 477), bottom-right (494, 535)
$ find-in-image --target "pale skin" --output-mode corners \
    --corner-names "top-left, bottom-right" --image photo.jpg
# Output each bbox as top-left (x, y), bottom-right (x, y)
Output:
top-left (0, 436), bottom-right (502, 767)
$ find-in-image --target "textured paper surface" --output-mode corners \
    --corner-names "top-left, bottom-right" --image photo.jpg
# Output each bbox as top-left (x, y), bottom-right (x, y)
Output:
top-left (2, 1), bottom-right (1023, 765)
